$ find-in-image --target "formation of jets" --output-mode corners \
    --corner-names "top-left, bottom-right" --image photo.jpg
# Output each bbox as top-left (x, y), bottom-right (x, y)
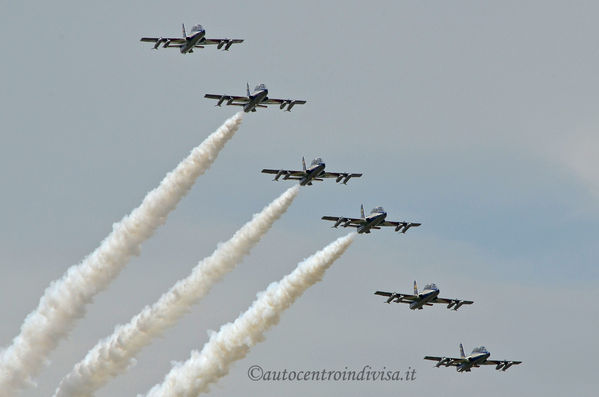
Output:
top-left (262, 157), bottom-right (362, 186)
top-left (425, 344), bottom-right (522, 372)
top-left (375, 281), bottom-right (473, 310)
top-left (322, 205), bottom-right (421, 234)
top-left (139, 22), bottom-right (521, 377)
top-left (205, 83), bottom-right (306, 113)
top-left (140, 24), bottom-right (243, 53)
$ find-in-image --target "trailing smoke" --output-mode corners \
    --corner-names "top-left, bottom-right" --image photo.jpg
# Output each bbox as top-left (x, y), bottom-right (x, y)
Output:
top-left (0, 113), bottom-right (243, 397)
top-left (54, 186), bottom-right (299, 397)
top-left (145, 233), bottom-right (355, 397)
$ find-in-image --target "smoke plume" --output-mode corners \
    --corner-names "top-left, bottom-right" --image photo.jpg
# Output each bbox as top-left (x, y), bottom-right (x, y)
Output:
top-left (0, 113), bottom-right (243, 396)
top-left (54, 186), bottom-right (299, 397)
top-left (145, 233), bottom-right (355, 397)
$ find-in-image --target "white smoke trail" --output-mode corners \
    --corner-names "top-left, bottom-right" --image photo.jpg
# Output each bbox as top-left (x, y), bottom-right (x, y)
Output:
top-left (0, 113), bottom-right (243, 397)
top-left (53, 186), bottom-right (300, 397)
top-left (144, 233), bottom-right (355, 397)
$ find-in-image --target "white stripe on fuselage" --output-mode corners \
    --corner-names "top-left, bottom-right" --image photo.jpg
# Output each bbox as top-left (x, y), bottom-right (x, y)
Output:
top-left (358, 212), bottom-right (386, 233)
top-left (301, 163), bottom-right (325, 185)
top-left (458, 353), bottom-right (490, 371)
top-left (410, 289), bottom-right (440, 310)
top-left (181, 31), bottom-right (206, 53)
top-left (244, 89), bottom-right (268, 112)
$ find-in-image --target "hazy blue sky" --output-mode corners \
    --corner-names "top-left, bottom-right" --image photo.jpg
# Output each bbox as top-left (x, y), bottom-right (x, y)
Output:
top-left (1, 1), bottom-right (598, 396)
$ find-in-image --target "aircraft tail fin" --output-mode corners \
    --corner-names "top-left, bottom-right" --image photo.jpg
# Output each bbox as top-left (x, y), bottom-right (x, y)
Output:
top-left (459, 343), bottom-right (465, 358)
top-left (246, 82), bottom-right (251, 97)
top-left (360, 204), bottom-right (365, 219)
top-left (182, 23), bottom-right (187, 38)
top-left (413, 280), bottom-right (418, 295)
top-left (302, 156), bottom-right (306, 172)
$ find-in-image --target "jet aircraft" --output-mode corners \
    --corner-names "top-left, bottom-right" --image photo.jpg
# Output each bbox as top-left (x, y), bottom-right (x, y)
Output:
top-left (140, 24), bottom-right (243, 53)
top-left (204, 83), bottom-right (306, 112)
top-left (322, 205), bottom-right (421, 234)
top-left (261, 157), bottom-right (362, 186)
top-left (424, 344), bottom-right (522, 372)
top-left (374, 281), bottom-right (473, 310)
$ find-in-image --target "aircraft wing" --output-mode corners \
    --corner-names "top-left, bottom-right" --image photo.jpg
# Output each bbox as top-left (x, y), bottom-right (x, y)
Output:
top-left (379, 221), bottom-right (422, 233)
top-left (261, 98), bottom-right (307, 111)
top-left (261, 169), bottom-right (306, 180)
top-left (481, 360), bottom-right (522, 371)
top-left (423, 356), bottom-right (463, 367)
top-left (201, 38), bottom-right (244, 50)
top-left (321, 172), bottom-right (363, 184)
top-left (140, 37), bottom-right (186, 48)
top-left (431, 297), bottom-right (474, 310)
top-left (321, 216), bottom-right (364, 228)
top-left (204, 94), bottom-right (250, 106)
top-left (374, 291), bottom-right (418, 303)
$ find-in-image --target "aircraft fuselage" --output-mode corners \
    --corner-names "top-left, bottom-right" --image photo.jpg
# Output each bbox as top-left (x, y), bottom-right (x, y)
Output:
top-left (409, 289), bottom-right (440, 310)
top-left (244, 89), bottom-right (268, 112)
top-left (358, 212), bottom-right (387, 234)
top-left (300, 162), bottom-right (326, 186)
top-left (457, 352), bottom-right (491, 372)
top-left (181, 30), bottom-right (206, 54)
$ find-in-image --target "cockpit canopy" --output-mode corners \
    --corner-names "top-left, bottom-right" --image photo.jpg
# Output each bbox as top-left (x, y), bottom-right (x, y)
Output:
top-left (472, 346), bottom-right (489, 354)
top-left (191, 24), bottom-right (204, 33)
top-left (371, 206), bottom-right (385, 214)
top-left (423, 283), bottom-right (438, 291)
top-left (311, 157), bottom-right (323, 166)
top-left (254, 83), bottom-right (267, 92)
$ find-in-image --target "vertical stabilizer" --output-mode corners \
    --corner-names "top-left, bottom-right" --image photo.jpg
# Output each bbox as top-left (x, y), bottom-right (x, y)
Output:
top-left (413, 280), bottom-right (418, 295)
top-left (360, 204), bottom-right (365, 219)
top-left (302, 157), bottom-right (306, 172)
top-left (182, 23), bottom-right (187, 38)
top-left (246, 82), bottom-right (251, 97)
top-left (459, 343), bottom-right (465, 358)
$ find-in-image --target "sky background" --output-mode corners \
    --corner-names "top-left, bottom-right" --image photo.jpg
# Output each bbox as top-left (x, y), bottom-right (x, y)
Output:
top-left (1, 1), bottom-right (598, 396)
